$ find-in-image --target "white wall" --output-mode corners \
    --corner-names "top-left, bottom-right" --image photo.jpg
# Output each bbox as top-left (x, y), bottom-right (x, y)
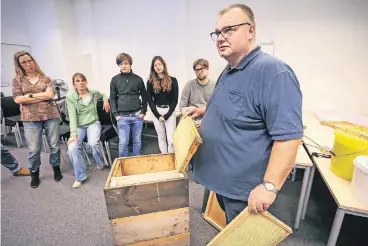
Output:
top-left (2, 0), bottom-right (368, 114)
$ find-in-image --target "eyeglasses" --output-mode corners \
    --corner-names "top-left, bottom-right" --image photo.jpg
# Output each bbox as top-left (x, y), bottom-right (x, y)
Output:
top-left (194, 67), bottom-right (206, 72)
top-left (20, 59), bottom-right (34, 66)
top-left (210, 22), bottom-right (251, 41)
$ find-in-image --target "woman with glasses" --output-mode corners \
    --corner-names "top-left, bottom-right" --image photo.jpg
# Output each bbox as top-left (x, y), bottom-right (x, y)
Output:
top-left (12, 51), bottom-right (62, 188)
top-left (66, 72), bottom-right (110, 188)
top-left (147, 56), bottom-right (179, 153)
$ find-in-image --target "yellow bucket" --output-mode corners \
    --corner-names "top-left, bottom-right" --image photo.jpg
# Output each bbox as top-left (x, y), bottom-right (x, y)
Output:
top-left (330, 129), bottom-right (368, 181)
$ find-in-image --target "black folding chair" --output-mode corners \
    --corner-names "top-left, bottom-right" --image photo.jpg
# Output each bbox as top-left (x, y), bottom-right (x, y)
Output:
top-left (1, 96), bottom-right (23, 147)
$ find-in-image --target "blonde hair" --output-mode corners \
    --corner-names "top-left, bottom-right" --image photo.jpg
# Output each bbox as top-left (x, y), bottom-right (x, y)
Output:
top-left (13, 50), bottom-right (44, 78)
top-left (219, 4), bottom-right (256, 26)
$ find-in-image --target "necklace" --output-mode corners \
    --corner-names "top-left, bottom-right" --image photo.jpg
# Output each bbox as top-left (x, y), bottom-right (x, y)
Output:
top-left (27, 73), bottom-right (39, 79)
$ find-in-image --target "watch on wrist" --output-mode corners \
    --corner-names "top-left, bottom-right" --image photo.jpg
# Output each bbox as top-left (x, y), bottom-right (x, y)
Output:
top-left (262, 181), bottom-right (279, 194)
top-left (29, 93), bottom-right (33, 98)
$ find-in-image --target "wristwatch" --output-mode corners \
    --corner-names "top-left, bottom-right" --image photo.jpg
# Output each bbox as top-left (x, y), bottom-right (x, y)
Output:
top-left (29, 93), bottom-right (33, 98)
top-left (262, 181), bottom-right (279, 194)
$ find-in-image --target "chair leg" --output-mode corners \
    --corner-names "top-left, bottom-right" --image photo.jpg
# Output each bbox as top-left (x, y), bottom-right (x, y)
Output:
top-left (16, 123), bottom-right (23, 146)
top-left (82, 145), bottom-right (92, 166)
top-left (99, 141), bottom-right (109, 166)
top-left (2, 118), bottom-right (8, 140)
top-left (105, 141), bottom-right (113, 166)
top-left (13, 126), bottom-right (21, 148)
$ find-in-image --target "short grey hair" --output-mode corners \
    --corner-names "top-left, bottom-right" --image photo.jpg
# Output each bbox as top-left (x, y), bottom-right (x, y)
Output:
top-left (219, 4), bottom-right (256, 26)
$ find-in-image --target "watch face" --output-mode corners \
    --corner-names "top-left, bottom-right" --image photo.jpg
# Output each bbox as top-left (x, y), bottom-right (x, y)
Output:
top-left (265, 183), bottom-right (273, 190)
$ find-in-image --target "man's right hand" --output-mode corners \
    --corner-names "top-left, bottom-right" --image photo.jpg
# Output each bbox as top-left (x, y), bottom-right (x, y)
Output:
top-left (184, 106), bottom-right (205, 119)
top-left (67, 136), bottom-right (78, 146)
top-left (115, 116), bottom-right (121, 121)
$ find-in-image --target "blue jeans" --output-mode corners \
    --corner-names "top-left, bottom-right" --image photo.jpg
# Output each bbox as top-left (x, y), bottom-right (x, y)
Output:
top-left (117, 114), bottom-right (143, 157)
top-left (1, 144), bottom-right (20, 173)
top-left (23, 118), bottom-right (61, 172)
top-left (67, 122), bottom-right (103, 181)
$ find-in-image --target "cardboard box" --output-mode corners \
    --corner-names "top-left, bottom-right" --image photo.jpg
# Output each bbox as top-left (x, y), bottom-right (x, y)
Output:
top-left (104, 117), bottom-right (202, 246)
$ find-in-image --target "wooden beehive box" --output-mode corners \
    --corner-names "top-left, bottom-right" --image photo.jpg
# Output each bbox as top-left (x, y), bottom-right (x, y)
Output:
top-left (104, 117), bottom-right (202, 246)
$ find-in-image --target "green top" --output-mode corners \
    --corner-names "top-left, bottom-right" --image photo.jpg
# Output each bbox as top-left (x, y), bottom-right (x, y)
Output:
top-left (66, 89), bottom-right (108, 137)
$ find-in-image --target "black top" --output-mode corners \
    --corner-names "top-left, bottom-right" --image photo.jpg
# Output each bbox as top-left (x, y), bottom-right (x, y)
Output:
top-left (146, 76), bottom-right (179, 120)
top-left (109, 71), bottom-right (148, 116)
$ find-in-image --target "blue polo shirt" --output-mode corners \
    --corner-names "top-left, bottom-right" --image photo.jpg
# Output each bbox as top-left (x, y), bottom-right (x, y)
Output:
top-left (193, 46), bottom-right (303, 201)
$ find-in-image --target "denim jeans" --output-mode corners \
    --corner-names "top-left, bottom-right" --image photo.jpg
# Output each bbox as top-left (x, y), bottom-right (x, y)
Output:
top-left (23, 118), bottom-right (61, 172)
top-left (1, 144), bottom-right (20, 173)
top-left (67, 122), bottom-right (103, 181)
top-left (117, 112), bottom-right (143, 157)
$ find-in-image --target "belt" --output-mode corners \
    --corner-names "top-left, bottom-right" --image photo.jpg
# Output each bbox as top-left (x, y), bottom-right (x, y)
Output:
top-left (157, 105), bottom-right (169, 108)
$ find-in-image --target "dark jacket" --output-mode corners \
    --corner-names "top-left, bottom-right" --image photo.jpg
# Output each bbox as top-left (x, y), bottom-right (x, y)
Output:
top-left (109, 71), bottom-right (147, 116)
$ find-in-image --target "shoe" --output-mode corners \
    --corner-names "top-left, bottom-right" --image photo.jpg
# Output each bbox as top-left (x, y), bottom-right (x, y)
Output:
top-left (30, 170), bottom-right (40, 188)
top-left (13, 168), bottom-right (31, 176)
top-left (72, 181), bottom-right (82, 188)
top-left (52, 166), bottom-right (63, 182)
top-left (97, 164), bottom-right (105, 171)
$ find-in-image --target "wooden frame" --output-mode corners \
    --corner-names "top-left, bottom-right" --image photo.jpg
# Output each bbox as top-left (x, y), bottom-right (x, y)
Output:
top-left (203, 191), bottom-right (227, 231)
top-left (207, 207), bottom-right (292, 246)
top-left (320, 120), bottom-right (368, 140)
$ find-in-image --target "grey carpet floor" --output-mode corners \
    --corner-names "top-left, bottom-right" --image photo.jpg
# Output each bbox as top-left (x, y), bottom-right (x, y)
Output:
top-left (1, 132), bottom-right (367, 246)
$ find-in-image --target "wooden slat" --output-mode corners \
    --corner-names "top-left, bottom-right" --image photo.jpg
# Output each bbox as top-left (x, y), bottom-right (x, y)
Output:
top-left (119, 154), bottom-right (175, 176)
top-left (128, 232), bottom-right (190, 246)
top-left (105, 158), bottom-right (121, 189)
top-left (112, 208), bottom-right (189, 246)
top-left (104, 178), bottom-right (189, 220)
top-left (110, 171), bottom-right (184, 187)
top-left (203, 191), bottom-right (226, 231)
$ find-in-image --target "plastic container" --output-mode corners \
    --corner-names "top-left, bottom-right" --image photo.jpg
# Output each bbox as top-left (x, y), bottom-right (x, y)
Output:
top-left (351, 156), bottom-right (368, 205)
top-left (330, 129), bottom-right (368, 181)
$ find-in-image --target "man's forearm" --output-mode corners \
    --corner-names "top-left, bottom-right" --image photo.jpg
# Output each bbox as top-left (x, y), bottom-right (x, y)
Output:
top-left (264, 138), bottom-right (301, 190)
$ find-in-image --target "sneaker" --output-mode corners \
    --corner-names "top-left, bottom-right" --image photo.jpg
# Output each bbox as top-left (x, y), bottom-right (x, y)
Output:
top-left (13, 168), bottom-right (31, 176)
top-left (72, 181), bottom-right (82, 188)
top-left (97, 165), bottom-right (105, 171)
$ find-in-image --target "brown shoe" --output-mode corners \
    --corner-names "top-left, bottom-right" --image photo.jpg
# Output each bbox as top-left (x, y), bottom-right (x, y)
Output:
top-left (13, 168), bottom-right (31, 176)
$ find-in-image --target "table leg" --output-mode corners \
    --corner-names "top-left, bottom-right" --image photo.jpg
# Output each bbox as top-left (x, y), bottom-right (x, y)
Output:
top-left (301, 164), bottom-right (315, 220)
top-left (327, 208), bottom-right (345, 246)
top-left (294, 166), bottom-right (311, 229)
top-left (201, 188), bottom-right (210, 214)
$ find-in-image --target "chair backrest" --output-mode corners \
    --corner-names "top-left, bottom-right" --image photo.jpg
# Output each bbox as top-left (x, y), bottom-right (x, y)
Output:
top-left (0, 92), bottom-right (5, 97)
top-left (1, 96), bottom-right (21, 117)
top-left (96, 98), bottom-right (113, 125)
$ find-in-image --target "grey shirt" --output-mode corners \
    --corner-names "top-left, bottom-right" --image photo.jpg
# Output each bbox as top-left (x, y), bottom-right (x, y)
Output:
top-left (179, 79), bottom-right (215, 111)
top-left (193, 46), bottom-right (303, 201)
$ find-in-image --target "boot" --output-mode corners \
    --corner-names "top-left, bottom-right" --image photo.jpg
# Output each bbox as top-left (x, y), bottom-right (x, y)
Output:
top-left (30, 170), bottom-right (40, 188)
top-left (52, 166), bottom-right (63, 182)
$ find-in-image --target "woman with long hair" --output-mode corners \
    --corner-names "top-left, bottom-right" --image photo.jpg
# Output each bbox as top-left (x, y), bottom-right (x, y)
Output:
top-left (66, 72), bottom-right (110, 188)
top-left (147, 56), bottom-right (179, 153)
top-left (12, 51), bottom-right (62, 188)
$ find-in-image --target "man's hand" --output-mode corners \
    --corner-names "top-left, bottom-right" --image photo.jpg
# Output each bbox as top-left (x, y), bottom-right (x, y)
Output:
top-left (103, 100), bottom-right (111, 112)
top-left (184, 106), bottom-right (205, 119)
top-left (115, 116), bottom-right (121, 121)
top-left (248, 184), bottom-right (276, 213)
top-left (138, 114), bottom-right (145, 119)
top-left (67, 136), bottom-right (78, 146)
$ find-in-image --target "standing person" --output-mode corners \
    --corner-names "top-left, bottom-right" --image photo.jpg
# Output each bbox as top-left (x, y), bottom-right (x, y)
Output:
top-left (179, 59), bottom-right (215, 118)
top-left (12, 51), bottom-right (63, 188)
top-left (146, 56), bottom-right (179, 154)
top-left (110, 53), bottom-right (147, 157)
top-left (66, 73), bottom-right (110, 188)
top-left (1, 144), bottom-right (30, 176)
top-left (185, 4), bottom-right (303, 223)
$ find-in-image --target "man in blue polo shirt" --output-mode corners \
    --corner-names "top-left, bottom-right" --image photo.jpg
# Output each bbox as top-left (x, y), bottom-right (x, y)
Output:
top-left (185, 4), bottom-right (303, 223)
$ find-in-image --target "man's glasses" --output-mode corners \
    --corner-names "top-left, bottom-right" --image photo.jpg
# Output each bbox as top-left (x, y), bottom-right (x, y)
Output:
top-left (210, 22), bottom-right (251, 41)
top-left (194, 67), bottom-right (206, 72)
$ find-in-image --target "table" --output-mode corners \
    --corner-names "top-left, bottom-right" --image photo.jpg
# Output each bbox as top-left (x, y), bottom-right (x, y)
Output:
top-left (301, 112), bottom-right (368, 246)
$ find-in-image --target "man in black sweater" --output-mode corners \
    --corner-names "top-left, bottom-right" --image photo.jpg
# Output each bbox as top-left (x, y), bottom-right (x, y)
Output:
top-left (110, 53), bottom-right (147, 157)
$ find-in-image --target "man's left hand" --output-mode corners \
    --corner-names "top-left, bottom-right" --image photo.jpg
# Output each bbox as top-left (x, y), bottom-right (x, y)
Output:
top-left (103, 100), bottom-right (111, 112)
top-left (248, 184), bottom-right (276, 213)
top-left (138, 114), bottom-right (145, 119)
